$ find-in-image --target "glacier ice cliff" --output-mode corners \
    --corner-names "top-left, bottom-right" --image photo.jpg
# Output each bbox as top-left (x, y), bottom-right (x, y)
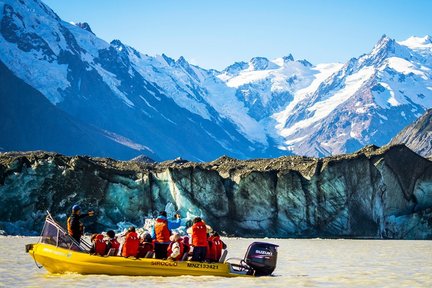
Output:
top-left (0, 145), bottom-right (431, 239)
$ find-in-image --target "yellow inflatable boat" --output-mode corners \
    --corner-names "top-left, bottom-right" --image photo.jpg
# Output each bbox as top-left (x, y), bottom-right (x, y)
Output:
top-left (26, 214), bottom-right (278, 277)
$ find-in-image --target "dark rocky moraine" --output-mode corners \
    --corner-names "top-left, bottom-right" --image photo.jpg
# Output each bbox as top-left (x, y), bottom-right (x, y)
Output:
top-left (0, 144), bottom-right (431, 239)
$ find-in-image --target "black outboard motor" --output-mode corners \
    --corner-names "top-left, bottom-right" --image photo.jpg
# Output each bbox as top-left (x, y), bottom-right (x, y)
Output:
top-left (244, 242), bottom-right (278, 276)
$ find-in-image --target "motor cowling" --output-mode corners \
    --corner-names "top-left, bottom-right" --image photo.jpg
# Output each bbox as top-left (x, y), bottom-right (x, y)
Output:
top-left (244, 242), bottom-right (278, 276)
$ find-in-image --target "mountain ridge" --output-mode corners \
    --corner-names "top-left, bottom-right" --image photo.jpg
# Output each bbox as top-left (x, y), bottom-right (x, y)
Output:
top-left (1, 0), bottom-right (431, 160)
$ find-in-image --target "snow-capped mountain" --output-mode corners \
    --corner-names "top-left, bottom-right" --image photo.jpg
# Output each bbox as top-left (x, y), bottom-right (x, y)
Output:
top-left (272, 35), bottom-right (432, 156)
top-left (0, 0), bottom-right (282, 161)
top-left (1, 0), bottom-right (431, 160)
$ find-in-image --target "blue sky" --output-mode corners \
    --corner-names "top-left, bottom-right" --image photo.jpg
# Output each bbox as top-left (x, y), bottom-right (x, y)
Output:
top-left (43, 0), bottom-right (432, 70)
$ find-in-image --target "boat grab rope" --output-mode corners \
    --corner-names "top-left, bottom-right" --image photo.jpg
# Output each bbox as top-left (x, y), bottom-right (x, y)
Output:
top-left (32, 249), bottom-right (43, 269)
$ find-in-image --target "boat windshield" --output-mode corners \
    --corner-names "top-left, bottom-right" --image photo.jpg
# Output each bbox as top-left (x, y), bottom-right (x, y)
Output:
top-left (40, 213), bottom-right (90, 252)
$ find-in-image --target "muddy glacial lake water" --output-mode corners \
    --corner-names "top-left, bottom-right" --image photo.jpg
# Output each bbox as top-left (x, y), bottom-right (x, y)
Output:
top-left (1, 237), bottom-right (431, 287)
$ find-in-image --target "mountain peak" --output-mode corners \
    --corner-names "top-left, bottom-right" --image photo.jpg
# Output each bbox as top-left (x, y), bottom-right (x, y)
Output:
top-left (398, 35), bottom-right (432, 50)
top-left (162, 53), bottom-right (176, 66)
top-left (110, 39), bottom-right (127, 52)
top-left (75, 22), bottom-right (94, 35)
top-left (223, 61), bottom-right (249, 75)
top-left (282, 54), bottom-right (294, 62)
top-left (249, 57), bottom-right (271, 70)
top-left (176, 56), bottom-right (190, 67)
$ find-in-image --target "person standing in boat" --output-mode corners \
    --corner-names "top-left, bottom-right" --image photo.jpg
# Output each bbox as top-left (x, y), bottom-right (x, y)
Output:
top-left (67, 204), bottom-right (94, 243)
top-left (151, 210), bottom-right (181, 259)
top-left (190, 217), bottom-right (208, 262)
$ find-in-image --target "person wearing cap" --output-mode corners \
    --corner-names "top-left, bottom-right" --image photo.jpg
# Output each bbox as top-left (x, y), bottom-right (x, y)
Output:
top-left (67, 204), bottom-right (94, 243)
top-left (167, 233), bottom-right (184, 261)
top-left (151, 210), bottom-right (181, 259)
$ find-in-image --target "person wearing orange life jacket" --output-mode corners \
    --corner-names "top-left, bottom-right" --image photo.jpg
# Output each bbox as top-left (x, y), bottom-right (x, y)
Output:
top-left (105, 230), bottom-right (120, 256)
top-left (151, 211), bottom-right (181, 259)
top-left (90, 234), bottom-right (107, 256)
top-left (121, 226), bottom-right (140, 258)
top-left (67, 204), bottom-right (94, 243)
top-left (167, 233), bottom-right (184, 261)
top-left (208, 231), bottom-right (226, 262)
top-left (191, 217), bottom-right (208, 262)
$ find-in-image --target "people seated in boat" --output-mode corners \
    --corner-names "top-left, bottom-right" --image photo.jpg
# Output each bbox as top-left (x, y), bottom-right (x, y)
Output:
top-left (67, 204), bottom-right (94, 243)
top-left (206, 231), bottom-right (226, 262)
top-left (167, 233), bottom-right (184, 261)
top-left (151, 211), bottom-right (181, 259)
top-left (182, 236), bottom-right (191, 256)
top-left (89, 233), bottom-right (107, 256)
top-left (105, 230), bottom-right (120, 256)
top-left (137, 232), bottom-right (154, 258)
top-left (190, 217), bottom-right (208, 262)
top-left (121, 226), bottom-right (140, 258)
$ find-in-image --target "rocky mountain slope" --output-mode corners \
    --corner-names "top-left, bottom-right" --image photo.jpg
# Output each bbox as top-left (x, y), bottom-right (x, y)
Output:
top-left (1, 0), bottom-right (432, 160)
top-left (390, 109), bottom-right (432, 158)
top-left (0, 0), bottom-right (282, 161)
top-left (1, 145), bottom-right (431, 239)
top-left (0, 58), bottom-right (141, 159)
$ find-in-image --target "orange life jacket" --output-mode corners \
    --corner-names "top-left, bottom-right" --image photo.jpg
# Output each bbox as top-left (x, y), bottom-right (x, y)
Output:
top-left (67, 215), bottom-right (83, 237)
top-left (93, 234), bottom-right (107, 255)
top-left (122, 232), bottom-right (140, 257)
top-left (167, 239), bottom-right (184, 261)
top-left (154, 218), bottom-right (171, 243)
top-left (191, 221), bottom-right (208, 247)
top-left (211, 236), bottom-right (224, 261)
top-left (108, 238), bottom-right (120, 255)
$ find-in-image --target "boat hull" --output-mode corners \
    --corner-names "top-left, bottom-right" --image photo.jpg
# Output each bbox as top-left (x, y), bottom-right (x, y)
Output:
top-left (28, 243), bottom-right (250, 277)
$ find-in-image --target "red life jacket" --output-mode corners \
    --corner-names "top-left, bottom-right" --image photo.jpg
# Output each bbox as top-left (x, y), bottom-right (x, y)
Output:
top-left (94, 234), bottom-right (107, 255)
top-left (191, 221), bottom-right (208, 247)
top-left (167, 240), bottom-right (184, 261)
top-left (108, 238), bottom-right (120, 255)
top-left (206, 236), bottom-right (215, 260)
top-left (154, 218), bottom-right (170, 243)
top-left (122, 232), bottom-right (140, 257)
top-left (211, 236), bottom-right (224, 261)
top-left (182, 239), bottom-right (190, 255)
top-left (137, 242), bottom-right (154, 258)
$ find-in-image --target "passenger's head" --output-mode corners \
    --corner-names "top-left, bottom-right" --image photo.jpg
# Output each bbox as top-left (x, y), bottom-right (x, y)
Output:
top-left (107, 230), bottom-right (115, 239)
top-left (143, 232), bottom-right (152, 243)
top-left (128, 226), bottom-right (135, 233)
top-left (169, 233), bottom-right (180, 242)
top-left (159, 211), bottom-right (167, 217)
top-left (193, 217), bottom-right (202, 223)
top-left (183, 236), bottom-right (189, 245)
top-left (90, 233), bottom-right (97, 242)
top-left (72, 204), bottom-right (81, 215)
top-left (212, 231), bottom-right (219, 237)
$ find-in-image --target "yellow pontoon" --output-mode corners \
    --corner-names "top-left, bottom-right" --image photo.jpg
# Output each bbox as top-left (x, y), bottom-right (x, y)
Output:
top-left (26, 213), bottom-right (278, 277)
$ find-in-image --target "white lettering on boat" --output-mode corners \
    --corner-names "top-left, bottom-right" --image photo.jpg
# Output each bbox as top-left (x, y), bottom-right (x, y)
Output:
top-left (151, 261), bottom-right (178, 267)
top-left (255, 250), bottom-right (272, 256)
